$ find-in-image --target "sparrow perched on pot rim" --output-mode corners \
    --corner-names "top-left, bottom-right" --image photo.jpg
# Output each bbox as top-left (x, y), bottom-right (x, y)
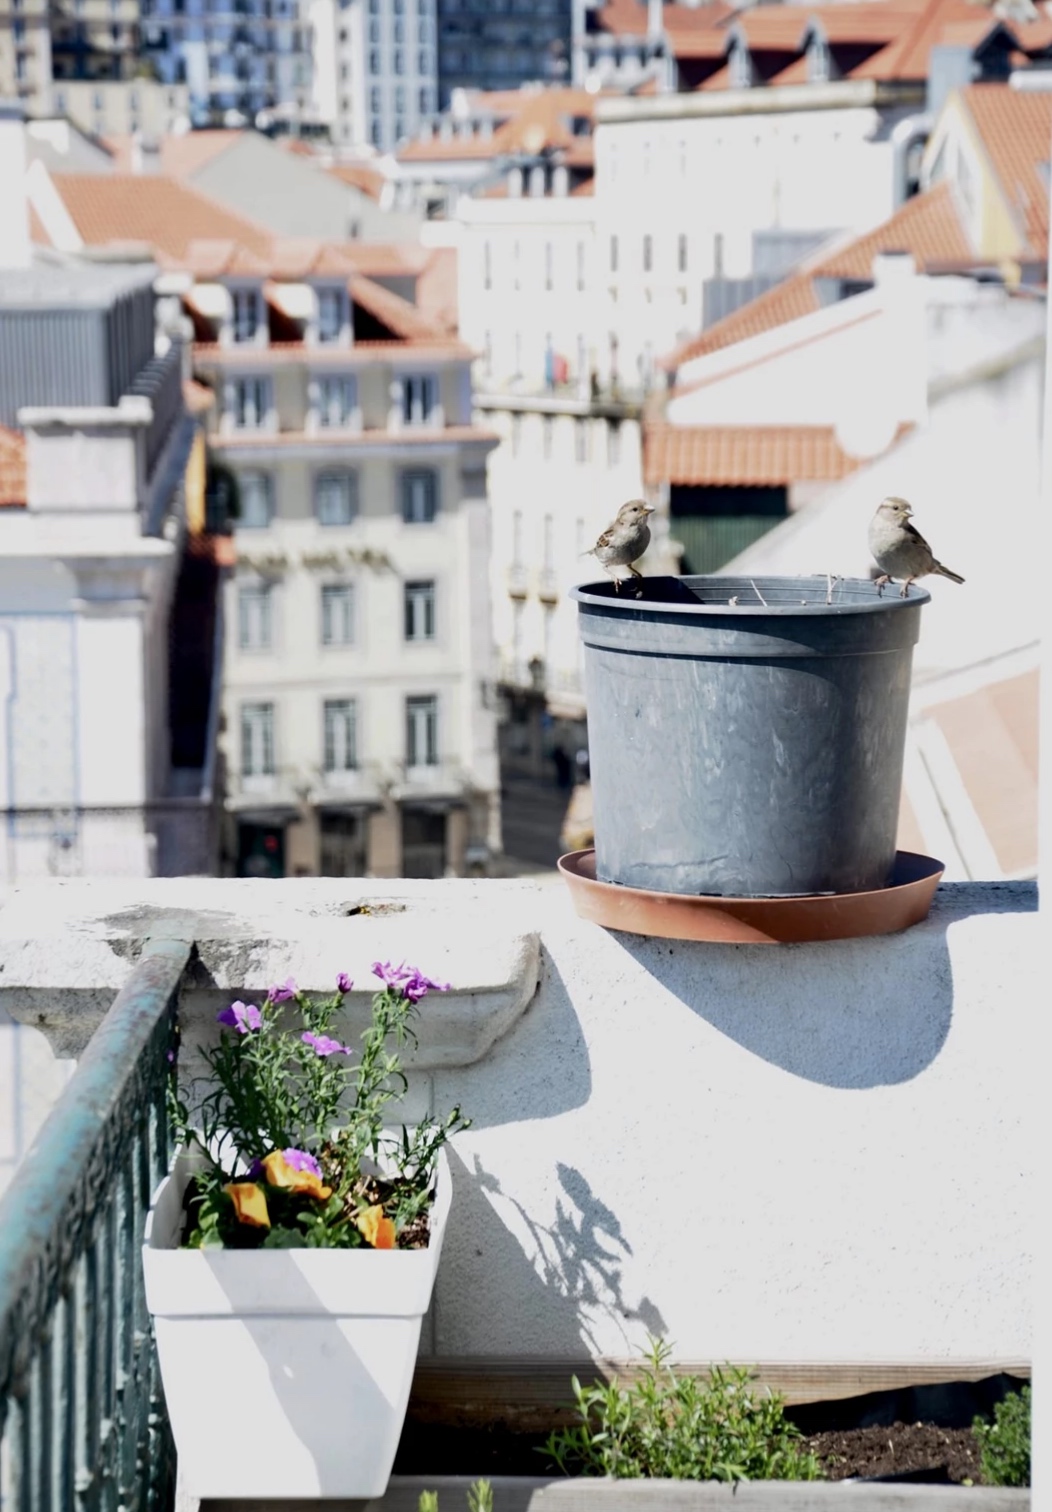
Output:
top-left (583, 499), bottom-right (655, 592)
top-left (868, 497), bottom-right (964, 598)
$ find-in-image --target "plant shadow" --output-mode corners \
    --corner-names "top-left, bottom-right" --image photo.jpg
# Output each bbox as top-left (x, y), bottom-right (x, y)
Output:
top-left (433, 1143), bottom-right (666, 1358)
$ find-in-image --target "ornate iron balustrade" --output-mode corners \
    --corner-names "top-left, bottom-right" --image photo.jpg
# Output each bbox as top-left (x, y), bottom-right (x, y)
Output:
top-left (0, 936), bottom-right (193, 1512)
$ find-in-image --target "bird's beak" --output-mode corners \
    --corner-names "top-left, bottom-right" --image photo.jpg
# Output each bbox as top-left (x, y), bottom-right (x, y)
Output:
top-left (643, 505), bottom-right (655, 515)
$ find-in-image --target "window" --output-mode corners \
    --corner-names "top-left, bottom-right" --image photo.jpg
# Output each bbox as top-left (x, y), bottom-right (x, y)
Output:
top-left (545, 241), bottom-right (553, 290)
top-left (642, 234), bottom-right (653, 273)
top-left (542, 415), bottom-right (553, 460)
top-left (406, 695), bottom-right (438, 767)
top-left (315, 472), bottom-right (357, 526)
top-left (369, 48), bottom-right (380, 72)
top-left (317, 288), bottom-right (344, 342)
top-left (323, 699), bottom-right (358, 772)
top-left (241, 702), bottom-right (275, 776)
top-left (576, 240), bottom-right (585, 291)
top-left (402, 373), bottom-right (436, 426)
top-left (370, 85), bottom-right (382, 112)
top-left (574, 418), bottom-right (589, 464)
top-left (230, 377), bottom-right (270, 431)
top-left (238, 583), bottom-right (273, 650)
top-left (395, 83), bottom-right (406, 109)
top-left (483, 240), bottom-right (492, 290)
top-left (419, 84), bottom-right (431, 110)
top-left (610, 234), bottom-right (618, 273)
top-left (321, 583), bottom-right (354, 645)
top-left (393, 48), bottom-right (404, 72)
top-left (404, 579), bottom-right (436, 641)
top-left (678, 233), bottom-right (688, 273)
top-left (402, 469), bottom-right (438, 523)
top-left (317, 375), bottom-right (357, 428)
top-left (808, 36), bottom-right (830, 82)
top-left (238, 471), bottom-right (272, 527)
top-left (607, 420), bottom-right (621, 466)
top-left (231, 288), bottom-right (261, 343)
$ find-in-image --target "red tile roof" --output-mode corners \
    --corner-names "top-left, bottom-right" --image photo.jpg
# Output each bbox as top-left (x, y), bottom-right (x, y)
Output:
top-left (663, 182), bottom-right (972, 369)
top-left (644, 422), bottom-right (861, 486)
top-left (0, 427), bottom-right (27, 508)
top-left (958, 82), bottom-right (1052, 258)
top-left (104, 129), bottom-right (239, 177)
top-left (928, 667), bottom-right (1038, 875)
top-left (816, 179), bottom-right (973, 276)
top-left (350, 273), bottom-right (458, 344)
top-left (50, 173), bottom-right (274, 262)
top-left (327, 161), bottom-right (388, 201)
top-left (399, 87), bottom-right (604, 163)
top-left (414, 247), bottom-right (459, 336)
top-left (664, 270), bottom-right (822, 368)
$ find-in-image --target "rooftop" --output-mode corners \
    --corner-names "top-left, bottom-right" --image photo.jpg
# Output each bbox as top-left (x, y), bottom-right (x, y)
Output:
top-left (0, 259), bottom-right (158, 310)
top-left (954, 81), bottom-right (1052, 259)
top-left (0, 428), bottom-right (26, 509)
top-left (644, 422), bottom-right (863, 487)
top-left (44, 172), bottom-right (275, 263)
top-left (664, 181), bottom-right (974, 370)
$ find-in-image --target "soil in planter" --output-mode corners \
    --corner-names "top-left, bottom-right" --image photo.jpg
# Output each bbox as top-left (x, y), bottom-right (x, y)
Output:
top-left (393, 1423), bottom-right (983, 1484)
top-left (395, 1374), bottom-right (1026, 1485)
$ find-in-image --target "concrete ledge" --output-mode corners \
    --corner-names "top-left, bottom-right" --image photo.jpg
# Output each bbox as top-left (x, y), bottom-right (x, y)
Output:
top-left (0, 879), bottom-right (543, 1063)
top-left (198, 1475), bottom-right (1030, 1512)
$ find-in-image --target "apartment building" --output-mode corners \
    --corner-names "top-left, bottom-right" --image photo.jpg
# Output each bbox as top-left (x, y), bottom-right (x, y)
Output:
top-left (311, 0), bottom-right (438, 151)
top-left (0, 118), bottom-right (221, 880)
top-left (436, 0), bottom-right (572, 105)
top-left (139, 0), bottom-right (314, 128)
top-left (0, 0), bottom-right (52, 111)
top-left (454, 156), bottom-right (677, 764)
top-left (184, 243), bottom-right (500, 878)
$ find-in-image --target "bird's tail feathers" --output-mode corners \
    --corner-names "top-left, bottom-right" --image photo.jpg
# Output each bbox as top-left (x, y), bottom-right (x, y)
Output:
top-left (934, 562), bottom-right (965, 585)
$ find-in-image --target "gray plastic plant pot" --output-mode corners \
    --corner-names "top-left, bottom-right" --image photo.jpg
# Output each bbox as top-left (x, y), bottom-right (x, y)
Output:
top-left (570, 574), bottom-right (929, 899)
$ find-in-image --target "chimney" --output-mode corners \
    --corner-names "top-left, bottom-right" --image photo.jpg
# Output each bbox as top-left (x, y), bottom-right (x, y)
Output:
top-left (0, 100), bottom-right (32, 271)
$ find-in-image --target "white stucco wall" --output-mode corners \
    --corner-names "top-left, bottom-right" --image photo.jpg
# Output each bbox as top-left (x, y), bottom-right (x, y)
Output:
top-left (0, 875), bottom-right (1035, 1368)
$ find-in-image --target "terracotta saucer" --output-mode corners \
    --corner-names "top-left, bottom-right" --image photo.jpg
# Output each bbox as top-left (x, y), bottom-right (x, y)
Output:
top-left (557, 849), bottom-right (945, 944)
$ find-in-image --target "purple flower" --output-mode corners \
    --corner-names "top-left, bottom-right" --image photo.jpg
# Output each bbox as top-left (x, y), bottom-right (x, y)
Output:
top-left (269, 977), bottom-right (297, 1004)
top-left (371, 960), bottom-right (412, 990)
top-left (336, 972), bottom-right (353, 994)
top-left (282, 1147), bottom-right (322, 1179)
top-left (166, 1049), bottom-right (176, 1064)
top-left (217, 1000), bottom-right (262, 1034)
top-left (371, 960), bottom-right (449, 1003)
top-left (401, 967), bottom-right (450, 1003)
top-left (301, 1031), bottom-right (351, 1058)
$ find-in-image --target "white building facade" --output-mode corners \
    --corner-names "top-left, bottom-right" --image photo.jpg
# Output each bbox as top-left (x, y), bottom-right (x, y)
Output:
top-left (312, 0), bottom-right (439, 150)
top-left (189, 255), bottom-right (501, 877)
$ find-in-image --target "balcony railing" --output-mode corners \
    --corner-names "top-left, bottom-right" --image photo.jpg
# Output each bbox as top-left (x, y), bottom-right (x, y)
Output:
top-left (0, 938), bottom-right (192, 1512)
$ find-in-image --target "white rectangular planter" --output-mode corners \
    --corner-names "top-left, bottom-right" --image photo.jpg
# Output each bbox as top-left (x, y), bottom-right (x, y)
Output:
top-left (142, 1147), bottom-right (450, 1502)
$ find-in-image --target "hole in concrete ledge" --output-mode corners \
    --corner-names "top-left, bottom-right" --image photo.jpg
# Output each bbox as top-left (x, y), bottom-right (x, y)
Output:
top-left (343, 902), bottom-right (407, 917)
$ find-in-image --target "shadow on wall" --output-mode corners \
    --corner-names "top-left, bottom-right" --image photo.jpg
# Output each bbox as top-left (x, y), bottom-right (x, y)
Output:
top-left (441, 1143), bottom-right (667, 1357)
top-left (601, 884), bottom-right (1037, 1091)
top-left (433, 951), bottom-right (663, 1354)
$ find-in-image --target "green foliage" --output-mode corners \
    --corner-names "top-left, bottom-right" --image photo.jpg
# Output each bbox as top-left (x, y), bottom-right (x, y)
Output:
top-left (467, 1480), bottom-right (494, 1512)
top-left (974, 1386), bottom-right (1031, 1487)
top-left (168, 969), bottom-right (468, 1251)
top-left (417, 1482), bottom-right (492, 1512)
top-left (543, 1338), bottom-right (823, 1482)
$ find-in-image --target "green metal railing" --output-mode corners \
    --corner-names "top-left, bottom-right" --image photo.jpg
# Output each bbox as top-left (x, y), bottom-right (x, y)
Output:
top-left (0, 937), bottom-right (193, 1512)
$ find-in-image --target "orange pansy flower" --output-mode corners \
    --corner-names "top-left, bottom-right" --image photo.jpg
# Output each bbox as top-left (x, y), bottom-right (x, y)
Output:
top-left (260, 1149), bottom-right (333, 1201)
top-left (357, 1205), bottom-right (396, 1250)
top-left (224, 1182), bottom-right (271, 1228)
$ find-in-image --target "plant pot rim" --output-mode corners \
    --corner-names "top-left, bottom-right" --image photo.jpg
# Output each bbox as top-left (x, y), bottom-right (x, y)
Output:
top-left (571, 574), bottom-right (932, 619)
top-left (558, 849), bottom-right (944, 943)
